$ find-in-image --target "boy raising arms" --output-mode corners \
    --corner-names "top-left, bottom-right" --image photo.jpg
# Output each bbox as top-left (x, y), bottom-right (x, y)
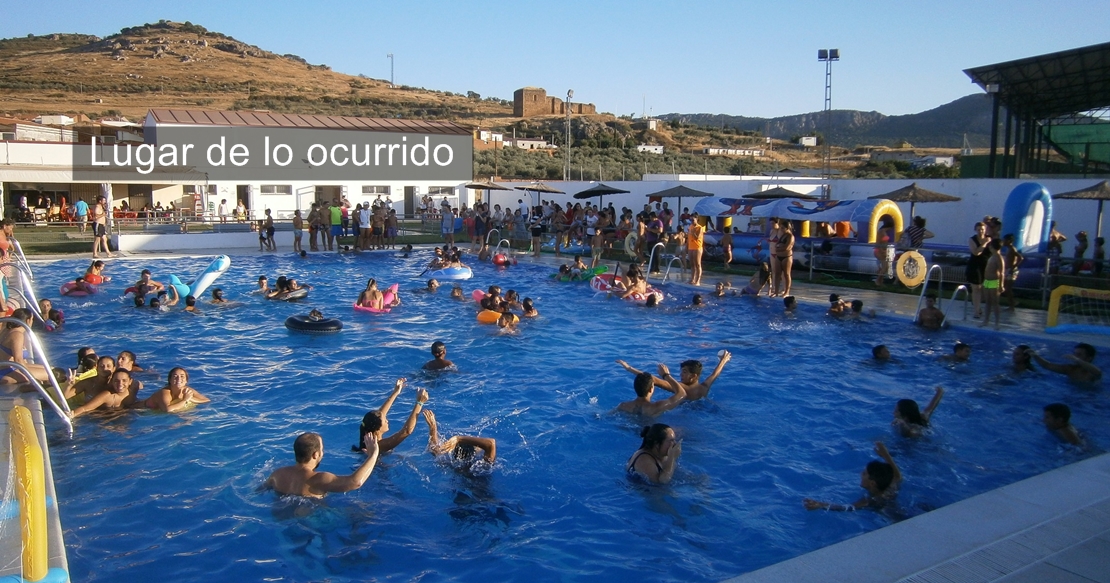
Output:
top-left (616, 350), bottom-right (731, 401)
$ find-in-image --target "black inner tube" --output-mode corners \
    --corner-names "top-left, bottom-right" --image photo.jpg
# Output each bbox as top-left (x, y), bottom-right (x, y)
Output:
top-left (285, 315), bottom-right (342, 333)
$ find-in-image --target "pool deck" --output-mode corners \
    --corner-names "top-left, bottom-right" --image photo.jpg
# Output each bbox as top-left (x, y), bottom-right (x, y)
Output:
top-left (27, 245), bottom-right (1110, 583)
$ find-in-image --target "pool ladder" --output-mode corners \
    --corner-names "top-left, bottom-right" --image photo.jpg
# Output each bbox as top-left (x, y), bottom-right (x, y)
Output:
top-left (914, 264), bottom-right (971, 326)
top-left (0, 317), bottom-right (72, 435)
top-left (645, 243), bottom-right (685, 284)
top-left (492, 239), bottom-right (512, 256)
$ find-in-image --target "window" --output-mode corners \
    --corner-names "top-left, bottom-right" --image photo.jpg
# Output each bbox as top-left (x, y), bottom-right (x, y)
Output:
top-left (362, 186), bottom-right (389, 195)
top-left (260, 185), bottom-right (292, 196)
top-left (428, 187), bottom-right (453, 196)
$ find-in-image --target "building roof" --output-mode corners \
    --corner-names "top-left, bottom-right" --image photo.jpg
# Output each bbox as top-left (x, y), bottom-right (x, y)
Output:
top-left (963, 42), bottom-right (1110, 119)
top-left (146, 109), bottom-right (472, 135)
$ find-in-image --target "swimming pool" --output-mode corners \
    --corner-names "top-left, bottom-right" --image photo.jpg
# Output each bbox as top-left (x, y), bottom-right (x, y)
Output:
top-left (34, 252), bottom-right (1108, 582)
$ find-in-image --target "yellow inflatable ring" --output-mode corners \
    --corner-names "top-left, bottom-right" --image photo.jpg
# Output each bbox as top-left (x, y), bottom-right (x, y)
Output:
top-left (476, 310), bottom-right (500, 324)
top-left (896, 250), bottom-right (927, 287)
top-left (624, 232), bottom-right (639, 259)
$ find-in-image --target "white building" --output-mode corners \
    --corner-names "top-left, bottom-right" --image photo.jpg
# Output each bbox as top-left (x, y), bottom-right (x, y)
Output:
top-left (702, 147), bottom-right (765, 157)
top-left (912, 156), bottom-right (955, 168)
top-left (509, 137), bottom-right (551, 150)
top-left (636, 144), bottom-right (664, 154)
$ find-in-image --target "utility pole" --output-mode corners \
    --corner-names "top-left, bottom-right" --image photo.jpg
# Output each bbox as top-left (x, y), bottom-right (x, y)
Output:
top-left (386, 53), bottom-right (394, 87)
top-left (818, 48), bottom-right (840, 199)
top-left (564, 89), bottom-right (574, 181)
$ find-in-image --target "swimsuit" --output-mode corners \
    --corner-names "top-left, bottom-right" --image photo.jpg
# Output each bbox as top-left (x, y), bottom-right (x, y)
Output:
top-left (626, 451), bottom-right (662, 478)
top-left (983, 279), bottom-right (1000, 290)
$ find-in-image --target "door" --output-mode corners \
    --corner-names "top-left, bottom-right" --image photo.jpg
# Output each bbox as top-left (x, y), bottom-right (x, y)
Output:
top-left (404, 186), bottom-right (416, 217)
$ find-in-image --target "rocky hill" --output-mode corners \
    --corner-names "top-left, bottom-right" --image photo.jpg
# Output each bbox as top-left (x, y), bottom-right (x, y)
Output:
top-left (659, 94), bottom-right (992, 148)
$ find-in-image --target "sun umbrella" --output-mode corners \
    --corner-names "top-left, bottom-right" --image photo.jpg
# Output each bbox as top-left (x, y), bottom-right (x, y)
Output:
top-left (572, 183), bottom-right (630, 208)
top-left (514, 182), bottom-right (565, 208)
top-left (1052, 180), bottom-right (1110, 237)
top-left (867, 182), bottom-right (961, 219)
top-left (743, 186), bottom-right (820, 200)
top-left (642, 185), bottom-right (714, 217)
top-left (464, 181), bottom-right (512, 209)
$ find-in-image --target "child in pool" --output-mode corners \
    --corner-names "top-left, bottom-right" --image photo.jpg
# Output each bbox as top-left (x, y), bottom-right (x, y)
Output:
top-left (1043, 403), bottom-right (1082, 446)
top-left (892, 387), bottom-right (944, 437)
top-left (803, 442), bottom-right (902, 511)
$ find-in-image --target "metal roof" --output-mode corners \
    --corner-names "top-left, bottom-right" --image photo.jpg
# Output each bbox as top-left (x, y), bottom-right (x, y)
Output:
top-left (964, 42), bottom-right (1110, 119)
top-left (147, 109), bottom-right (473, 135)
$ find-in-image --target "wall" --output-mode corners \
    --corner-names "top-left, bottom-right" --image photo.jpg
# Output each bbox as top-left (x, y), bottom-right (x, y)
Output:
top-left (114, 231), bottom-right (265, 252)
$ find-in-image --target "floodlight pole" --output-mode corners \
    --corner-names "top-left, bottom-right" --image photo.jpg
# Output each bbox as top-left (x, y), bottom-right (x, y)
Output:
top-left (387, 53), bottom-right (394, 87)
top-left (564, 90), bottom-right (574, 182)
top-left (818, 48), bottom-right (839, 199)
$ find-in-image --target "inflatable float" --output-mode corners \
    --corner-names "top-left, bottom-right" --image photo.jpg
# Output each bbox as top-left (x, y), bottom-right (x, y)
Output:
top-left (476, 309), bottom-right (500, 324)
top-left (285, 315), bottom-right (343, 333)
top-left (551, 265), bottom-right (607, 282)
top-left (353, 283), bottom-right (399, 314)
top-left (590, 273), bottom-right (665, 304)
top-left (189, 255), bottom-right (231, 298)
top-left (60, 281), bottom-right (97, 297)
top-left (542, 237), bottom-right (591, 254)
top-left (426, 266), bottom-right (473, 281)
top-left (83, 273), bottom-right (108, 285)
top-left (492, 253), bottom-right (517, 266)
top-left (271, 288), bottom-right (309, 302)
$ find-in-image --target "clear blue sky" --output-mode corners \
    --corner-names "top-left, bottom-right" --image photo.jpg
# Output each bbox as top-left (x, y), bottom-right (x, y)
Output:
top-left (4, 0), bottom-right (1108, 119)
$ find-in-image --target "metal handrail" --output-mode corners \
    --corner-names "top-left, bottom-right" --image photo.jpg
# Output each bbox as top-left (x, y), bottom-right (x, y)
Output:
top-left (484, 228), bottom-right (501, 248)
top-left (10, 239), bottom-right (33, 281)
top-left (660, 256), bottom-right (686, 284)
top-left (492, 239), bottom-right (512, 256)
top-left (2, 362), bottom-right (71, 435)
top-left (646, 243), bottom-right (667, 282)
top-left (941, 285), bottom-right (971, 327)
top-left (913, 264), bottom-right (946, 323)
top-left (0, 317), bottom-right (72, 432)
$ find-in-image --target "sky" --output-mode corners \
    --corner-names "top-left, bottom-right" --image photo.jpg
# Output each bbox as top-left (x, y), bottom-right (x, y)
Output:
top-left (3, 0), bottom-right (1108, 119)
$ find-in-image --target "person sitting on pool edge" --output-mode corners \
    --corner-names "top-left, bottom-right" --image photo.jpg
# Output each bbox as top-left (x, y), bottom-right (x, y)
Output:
top-left (892, 387), bottom-right (945, 438)
top-left (615, 350), bottom-right (731, 401)
top-left (1043, 403), bottom-right (1082, 446)
top-left (266, 432), bottom-right (380, 498)
top-left (422, 409), bottom-right (496, 467)
top-left (423, 341), bottom-right (455, 371)
top-left (916, 293), bottom-right (945, 330)
top-left (626, 423), bottom-right (681, 485)
top-left (803, 442), bottom-right (901, 511)
top-left (352, 379), bottom-right (428, 455)
top-left (614, 366), bottom-right (687, 417)
top-left (1027, 343), bottom-right (1101, 383)
top-left (940, 342), bottom-right (971, 363)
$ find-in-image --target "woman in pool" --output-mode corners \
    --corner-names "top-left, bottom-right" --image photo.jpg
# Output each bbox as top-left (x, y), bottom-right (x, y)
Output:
top-left (892, 386), bottom-right (945, 438)
top-left (357, 278), bottom-right (384, 310)
top-left (85, 260), bottom-right (111, 284)
top-left (116, 350), bottom-right (145, 373)
top-left (0, 308), bottom-right (56, 386)
top-left (627, 423), bottom-right (681, 484)
top-left (210, 288), bottom-right (228, 304)
top-left (521, 298), bottom-right (539, 318)
top-left (422, 409), bottom-right (496, 466)
top-left (141, 367), bottom-right (209, 413)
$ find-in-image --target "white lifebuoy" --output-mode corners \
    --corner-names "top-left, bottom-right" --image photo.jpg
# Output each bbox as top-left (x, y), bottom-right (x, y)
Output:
top-left (624, 232), bottom-right (639, 259)
top-left (896, 250), bottom-right (927, 287)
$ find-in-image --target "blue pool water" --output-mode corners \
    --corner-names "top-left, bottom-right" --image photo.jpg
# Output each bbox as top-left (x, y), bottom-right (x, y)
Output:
top-left (33, 252), bottom-right (1108, 583)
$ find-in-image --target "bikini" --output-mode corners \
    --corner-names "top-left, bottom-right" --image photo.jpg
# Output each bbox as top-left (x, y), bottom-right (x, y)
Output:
top-left (626, 451), bottom-right (662, 478)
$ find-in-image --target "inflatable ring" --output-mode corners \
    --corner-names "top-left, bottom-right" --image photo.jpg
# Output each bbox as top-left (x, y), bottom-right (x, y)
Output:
top-left (272, 288), bottom-right (309, 302)
top-left (896, 250), bottom-right (927, 287)
top-left (477, 309), bottom-right (500, 324)
top-left (624, 232), bottom-right (639, 259)
top-left (285, 315), bottom-right (343, 333)
top-left (83, 273), bottom-right (105, 285)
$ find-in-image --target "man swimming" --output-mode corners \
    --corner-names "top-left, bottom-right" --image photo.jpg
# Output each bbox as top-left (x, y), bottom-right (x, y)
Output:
top-left (614, 365), bottom-right (687, 417)
top-left (1028, 343), bottom-right (1101, 383)
top-left (916, 294), bottom-right (945, 330)
top-left (423, 341), bottom-right (455, 371)
top-left (264, 432), bottom-right (380, 498)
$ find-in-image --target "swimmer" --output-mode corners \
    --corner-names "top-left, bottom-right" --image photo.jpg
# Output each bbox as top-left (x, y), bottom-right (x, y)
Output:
top-left (940, 342), bottom-right (971, 363)
top-left (307, 309), bottom-right (325, 321)
top-left (712, 281), bottom-right (737, 298)
top-left (69, 369), bottom-right (135, 419)
top-left (1043, 403), bottom-right (1082, 446)
top-left (644, 294), bottom-right (659, 307)
top-left (210, 288), bottom-right (228, 304)
top-left (352, 379), bottom-right (428, 455)
top-left (422, 409), bottom-right (496, 465)
top-left (691, 294), bottom-right (704, 307)
top-left (426, 279), bottom-right (440, 292)
top-left (1012, 345), bottom-right (1035, 373)
top-left (356, 278), bottom-right (384, 310)
top-left (783, 295), bottom-right (798, 313)
top-left (184, 295), bottom-right (198, 313)
top-left (116, 350), bottom-right (144, 373)
top-left (872, 345), bottom-right (891, 361)
top-left (140, 367), bottom-right (210, 413)
top-left (626, 423), bottom-right (681, 484)
top-left (264, 432), bottom-right (380, 498)
top-left (133, 269), bottom-right (165, 296)
top-left (521, 298), bottom-right (539, 318)
top-left (614, 366), bottom-right (687, 417)
top-left (503, 290), bottom-right (522, 311)
top-left (255, 275), bottom-right (270, 294)
top-left (846, 299), bottom-right (875, 319)
top-left (827, 293), bottom-right (849, 317)
top-left (64, 355), bottom-right (115, 402)
top-left (916, 293), bottom-right (945, 330)
top-left (616, 350), bottom-right (730, 401)
top-left (892, 387), bottom-right (944, 438)
top-left (496, 308), bottom-right (519, 330)
top-left (298, 250), bottom-right (307, 258)
top-left (400, 244), bottom-right (413, 258)
top-left (423, 341), bottom-right (455, 371)
top-left (804, 442), bottom-right (901, 511)
top-left (450, 286), bottom-right (464, 300)
top-left (1028, 343), bottom-right (1101, 383)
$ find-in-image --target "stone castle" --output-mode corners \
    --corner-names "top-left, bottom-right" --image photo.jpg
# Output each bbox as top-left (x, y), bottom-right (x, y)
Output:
top-left (513, 87), bottom-right (597, 118)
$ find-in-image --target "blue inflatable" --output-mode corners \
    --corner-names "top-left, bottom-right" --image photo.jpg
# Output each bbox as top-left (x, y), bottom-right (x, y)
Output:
top-left (189, 255), bottom-right (231, 298)
top-left (1001, 182), bottom-right (1052, 255)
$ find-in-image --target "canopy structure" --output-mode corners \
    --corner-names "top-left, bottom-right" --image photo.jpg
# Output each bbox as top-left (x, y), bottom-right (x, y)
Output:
top-left (572, 183), bottom-right (630, 208)
top-left (743, 186), bottom-right (819, 200)
top-left (514, 182), bottom-right (565, 207)
top-left (643, 185), bottom-right (714, 215)
top-left (1053, 180), bottom-right (1110, 236)
top-left (964, 42), bottom-right (1110, 178)
top-left (692, 197), bottom-right (904, 243)
top-left (867, 182), bottom-right (961, 218)
top-left (464, 181), bottom-right (512, 191)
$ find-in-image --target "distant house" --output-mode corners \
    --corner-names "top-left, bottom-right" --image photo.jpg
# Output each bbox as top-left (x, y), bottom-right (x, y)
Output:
top-left (799, 136), bottom-right (818, 147)
top-left (702, 147), bottom-right (765, 157)
top-left (0, 117), bottom-right (77, 142)
top-left (34, 114), bottom-right (76, 126)
top-left (508, 138), bottom-right (551, 150)
top-left (871, 150), bottom-right (918, 163)
top-left (633, 119), bottom-right (660, 131)
top-left (477, 130), bottom-right (504, 143)
top-left (637, 144), bottom-right (664, 154)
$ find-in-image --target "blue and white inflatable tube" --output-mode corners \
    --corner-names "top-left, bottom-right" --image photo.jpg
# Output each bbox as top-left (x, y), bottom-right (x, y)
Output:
top-left (426, 266), bottom-right (473, 281)
top-left (189, 255), bottom-right (231, 298)
top-left (1001, 182), bottom-right (1052, 255)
